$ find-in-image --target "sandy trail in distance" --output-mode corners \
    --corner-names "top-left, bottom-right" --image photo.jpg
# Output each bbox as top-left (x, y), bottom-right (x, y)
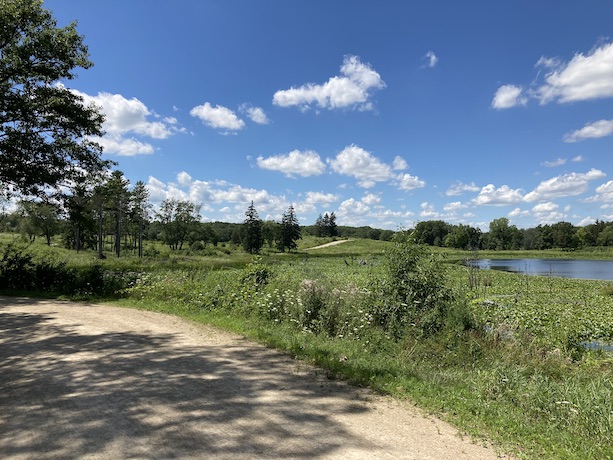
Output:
top-left (0, 297), bottom-right (510, 459)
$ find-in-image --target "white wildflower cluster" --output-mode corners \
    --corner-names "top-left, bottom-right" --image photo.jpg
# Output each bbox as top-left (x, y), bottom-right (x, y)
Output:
top-left (255, 288), bottom-right (302, 323)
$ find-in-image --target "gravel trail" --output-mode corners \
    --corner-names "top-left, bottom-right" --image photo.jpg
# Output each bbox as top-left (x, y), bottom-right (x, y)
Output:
top-left (0, 297), bottom-right (509, 459)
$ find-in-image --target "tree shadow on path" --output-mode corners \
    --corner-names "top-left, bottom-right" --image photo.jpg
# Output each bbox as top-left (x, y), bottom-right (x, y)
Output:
top-left (0, 298), bottom-right (373, 459)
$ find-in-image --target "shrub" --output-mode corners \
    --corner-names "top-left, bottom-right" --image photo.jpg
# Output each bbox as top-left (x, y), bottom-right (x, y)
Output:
top-left (241, 256), bottom-right (273, 290)
top-left (371, 232), bottom-right (457, 338)
top-left (0, 243), bottom-right (74, 292)
top-left (0, 243), bottom-right (136, 297)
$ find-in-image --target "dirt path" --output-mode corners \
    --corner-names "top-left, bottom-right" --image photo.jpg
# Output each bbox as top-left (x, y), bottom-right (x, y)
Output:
top-left (0, 297), bottom-right (509, 459)
top-left (305, 239), bottom-right (350, 250)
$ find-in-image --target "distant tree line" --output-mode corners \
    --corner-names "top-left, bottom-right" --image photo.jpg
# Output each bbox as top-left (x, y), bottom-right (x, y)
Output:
top-left (413, 218), bottom-right (613, 250)
top-left (10, 167), bottom-right (608, 254)
top-left (0, 171), bottom-right (403, 256)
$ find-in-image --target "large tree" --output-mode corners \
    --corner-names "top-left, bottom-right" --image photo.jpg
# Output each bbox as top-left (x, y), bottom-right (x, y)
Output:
top-left (156, 199), bottom-right (201, 251)
top-left (242, 201), bottom-right (263, 254)
top-left (18, 199), bottom-right (60, 245)
top-left (102, 170), bottom-right (130, 257)
top-left (277, 205), bottom-right (301, 252)
top-left (129, 181), bottom-right (150, 257)
top-left (0, 0), bottom-right (108, 197)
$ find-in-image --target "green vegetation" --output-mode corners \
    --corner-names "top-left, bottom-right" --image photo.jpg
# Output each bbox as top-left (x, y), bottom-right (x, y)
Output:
top-left (0, 0), bottom-right (108, 198)
top-left (1, 235), bottom-right (612, 459)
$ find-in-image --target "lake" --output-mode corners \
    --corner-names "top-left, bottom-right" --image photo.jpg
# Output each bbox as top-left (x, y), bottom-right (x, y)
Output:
top-left (469, 258), bottom-right (613, 281)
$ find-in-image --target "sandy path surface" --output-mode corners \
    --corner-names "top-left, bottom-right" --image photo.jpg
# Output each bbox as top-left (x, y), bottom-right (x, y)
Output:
top-left (304, 239), bottom-right (350, 250)
top-left (0, 297), bottom-right (509, 459)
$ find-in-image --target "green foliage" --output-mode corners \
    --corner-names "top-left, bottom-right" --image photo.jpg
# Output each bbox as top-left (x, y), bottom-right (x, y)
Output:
top-left (372, 233), bottom-right (456, 337)
top-left (414, 220), bottom-right (452, 246)
top-left (241, 256), bottom-right (273, 289)
top-left (277, 205), bottom-right (301, 252)
top-left (0, 0), bottom-right (108, 197)
top-left (313, 212), bottom-right (338, 237)
top-left (156, 198), bottom-right (201, 250)
top-left (18, 199), bottom-right (61, 245)
top-left (459, 266), bottom-right (613, 356)
top-left (242, 201), bottom-right (263, 254)
top-left (0, 243), bottom-right (133, 296)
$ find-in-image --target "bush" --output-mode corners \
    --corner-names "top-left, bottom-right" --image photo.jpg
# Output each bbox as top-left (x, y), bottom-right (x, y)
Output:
top-left (241, 257), bottom-right (273, 290)
top-left (0, 243), bottom-right (136, 297)
top-left (371, 233), bottom-right (457, 338)
top-left (0, 243), bottom-right (73, 292)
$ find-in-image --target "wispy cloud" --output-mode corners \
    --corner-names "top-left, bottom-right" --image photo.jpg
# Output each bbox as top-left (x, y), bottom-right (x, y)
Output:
top-left (240, 104), bottom-right (270, 125)
top-left (563, 119), bottom-right (613, 142)
top-left (446, 181), bottom-right (480, 196)
top-left (542, 158), bottom-right (567, 167)
top-left (524, 169), bottom-right (606, 202)
top-left (493, 41), bottom-right (613, 109)
top-left (423, 51), bottom-right (438, 68)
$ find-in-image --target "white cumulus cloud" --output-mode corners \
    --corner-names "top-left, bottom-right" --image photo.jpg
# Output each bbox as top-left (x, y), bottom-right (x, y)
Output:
top-left (362, 193), bottom-right (381, 205)
top-left (95, 136), bottom-right (154, 157)
top-left (586, 180), bottom-right (613, 202)
top-left (69, 89), bottom-right (180, 156)
top-left (396, 173), bottom-right (425, 191)
top-left (177, 171), bottom-right (192, 187)
top-left (531, 202), bottom-right (564, 224)
top-left (392, 156), bottom-right (408, 170)
top-left (537, 42), bottom-right (613, 104)
top-left (443, 201), bottom-right (467, 212)
top-left (75, 90), bottom-right (173, 139)
top-left (495, 42), bottom-right (613, 109)
top-left (509, 207), bottom-right (530, 218)
top-left (420, 202), bottom-right (440, 219)
top-left (473, 184), bottom-right (524, 206)
top-left (336, 198), bottom-right (371, 223)
top-left (190, 102), bottom-right (245, 131)
top-left (491, 84), bottom-right (527, 109)
top-left (273, 55), bottom-right (385, 111)
top-left (257, 150), bottom-right (326, 177)
top-left (329, 145), bottom-right (392, 188)
top-left (305, 191), bottom-right (340, 204)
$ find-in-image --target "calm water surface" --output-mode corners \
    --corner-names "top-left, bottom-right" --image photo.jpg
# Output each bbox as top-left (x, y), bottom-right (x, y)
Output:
top-left (470, 258), bottom-right (613, 281)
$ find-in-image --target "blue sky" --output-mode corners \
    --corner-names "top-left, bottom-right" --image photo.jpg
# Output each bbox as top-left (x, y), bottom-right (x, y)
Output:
top-left (45, 1), bottom-right (613, 230)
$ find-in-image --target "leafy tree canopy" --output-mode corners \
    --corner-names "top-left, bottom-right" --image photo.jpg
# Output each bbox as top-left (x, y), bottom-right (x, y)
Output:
top-left (0, 0), bottom-right (108, 197)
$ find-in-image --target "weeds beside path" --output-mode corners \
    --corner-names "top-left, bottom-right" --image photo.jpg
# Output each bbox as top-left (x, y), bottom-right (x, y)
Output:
top-left (0, 297), bottom-right (509, 460)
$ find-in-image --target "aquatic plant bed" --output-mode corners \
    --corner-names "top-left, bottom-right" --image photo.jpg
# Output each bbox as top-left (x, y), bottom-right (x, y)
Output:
top-left (458, 266), bottom-right (613, 351)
